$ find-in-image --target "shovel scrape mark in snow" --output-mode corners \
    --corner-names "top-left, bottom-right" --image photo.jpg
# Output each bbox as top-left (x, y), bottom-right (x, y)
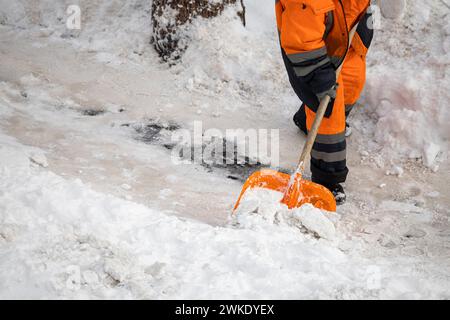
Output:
top-left (125, 119), bottom-right (180, 145)
top-left (127, 119), bottom-right (288, 182)
top-left (81, 109), bottom-right (106, 116)
top-left (171, 137), bottom-right (266, 181)
top-left (210, 139), bottom-right (260, 176)
top-left (183, 138), bottom-right (289, 182)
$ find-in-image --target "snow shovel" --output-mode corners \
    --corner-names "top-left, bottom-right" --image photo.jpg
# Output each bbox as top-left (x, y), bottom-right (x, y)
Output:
top-left (233, 25), bottom-right (359, 213)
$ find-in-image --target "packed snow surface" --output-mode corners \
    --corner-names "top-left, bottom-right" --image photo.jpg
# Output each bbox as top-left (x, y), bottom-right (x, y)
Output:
top-left (0, 0), bottom-right (449, 299)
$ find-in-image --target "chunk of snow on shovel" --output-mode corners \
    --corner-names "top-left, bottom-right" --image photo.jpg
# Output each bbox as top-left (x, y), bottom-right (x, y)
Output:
top-left (292, 204), bottom-right (336, 240)
top-left (29, 152), bottom-right (49, 168)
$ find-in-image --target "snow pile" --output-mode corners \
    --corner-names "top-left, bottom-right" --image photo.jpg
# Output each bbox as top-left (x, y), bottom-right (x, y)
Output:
top-left (0, 0), bottom-right (153, 64)
top-left (176, 2), bottom-right (287, 104)
top-left (361, 0), bottom-right (450, 170)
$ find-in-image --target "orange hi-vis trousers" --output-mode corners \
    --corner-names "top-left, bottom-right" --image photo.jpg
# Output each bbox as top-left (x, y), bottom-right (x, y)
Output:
top-left (305, 24), bottom-right (371, 186)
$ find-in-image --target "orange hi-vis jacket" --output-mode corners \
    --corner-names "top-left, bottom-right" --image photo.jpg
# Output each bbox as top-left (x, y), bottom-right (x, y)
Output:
top-left (276, 0), bottom-right (370, 72)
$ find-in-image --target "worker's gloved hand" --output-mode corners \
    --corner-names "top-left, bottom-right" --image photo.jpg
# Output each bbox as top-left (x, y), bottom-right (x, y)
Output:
top-left (297, 62), bottom-right (337, 118)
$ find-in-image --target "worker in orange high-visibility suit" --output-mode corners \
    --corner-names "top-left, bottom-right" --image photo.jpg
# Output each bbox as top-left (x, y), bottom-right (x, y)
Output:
top-left (275, 0), bottom-right (374, 204)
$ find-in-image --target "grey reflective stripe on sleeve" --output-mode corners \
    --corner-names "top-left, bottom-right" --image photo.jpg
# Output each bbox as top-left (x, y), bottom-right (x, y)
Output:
top-left (287, 46), bottom-right (328, 64)
top-left (311, 149), bottom-right (347, 162)
top-left (315, 132), bottom-right (346, 144)
top-left (293, 56), bottom-right (330, 77)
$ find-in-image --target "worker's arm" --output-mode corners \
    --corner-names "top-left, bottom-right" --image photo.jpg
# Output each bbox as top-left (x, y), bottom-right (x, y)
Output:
top-left (277, 0), bottom-right (337, 116)
top-left (278, 0), bottom-right (335, 75)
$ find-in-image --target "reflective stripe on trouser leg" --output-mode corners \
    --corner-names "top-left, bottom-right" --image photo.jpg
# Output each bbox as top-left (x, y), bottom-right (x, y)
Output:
top-left (305, 74), bottom-right (349, 186)
top-left (311, 136), bottom-right (346, 163)
top-left (310, 132), bottom-right (347, 185)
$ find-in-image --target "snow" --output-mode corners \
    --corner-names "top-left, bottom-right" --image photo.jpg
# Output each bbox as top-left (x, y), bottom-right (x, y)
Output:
top-left (379, 0), bottom-right (406, 20)
top-left (0, 0), bottom-right (449, 299)
top-left (1, 141), bottom-right (449, 299)
top-left (360, 0), bottom-right (450, 169)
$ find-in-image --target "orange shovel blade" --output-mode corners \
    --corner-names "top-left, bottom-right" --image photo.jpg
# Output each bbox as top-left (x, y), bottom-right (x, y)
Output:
top-left (233, 169), bottom-right (336, 212)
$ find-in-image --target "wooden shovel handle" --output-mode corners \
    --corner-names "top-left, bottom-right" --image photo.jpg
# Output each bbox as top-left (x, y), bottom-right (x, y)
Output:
top-left (296, 24), bottom-right (359, 172)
